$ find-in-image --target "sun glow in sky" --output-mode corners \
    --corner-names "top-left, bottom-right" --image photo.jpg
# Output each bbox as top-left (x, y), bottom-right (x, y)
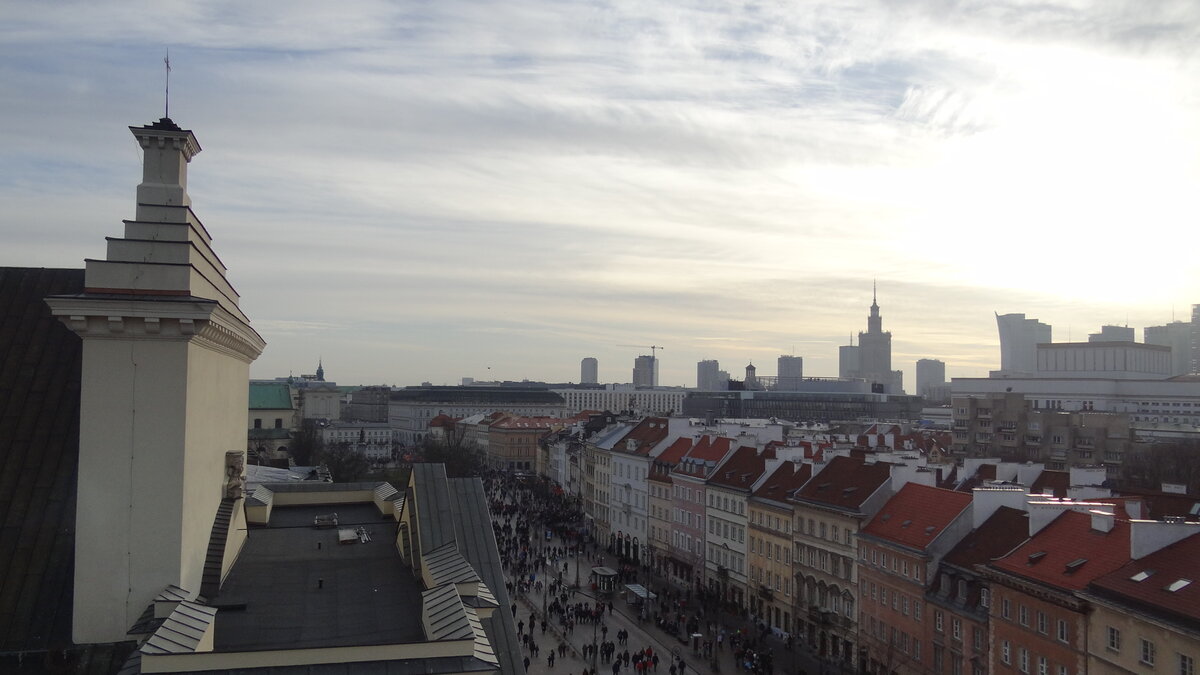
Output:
top-left (2, 1), bottom-right (1197, 388)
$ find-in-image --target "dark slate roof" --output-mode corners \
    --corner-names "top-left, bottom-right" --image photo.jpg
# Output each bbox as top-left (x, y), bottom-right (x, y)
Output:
top-left (0, 267), bottom-right (139, 673)
top-left (412, 464), bottom-right (457, 553)
top-left (0, 268), bottom-right (83, 653)
top-left (943, 506), bottom-right (1029, 570)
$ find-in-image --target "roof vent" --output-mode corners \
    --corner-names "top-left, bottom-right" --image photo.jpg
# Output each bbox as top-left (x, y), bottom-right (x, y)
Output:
top-left (1129, 570), bottom-right (1154, 582)
top-left (842, 487), bottom-right (858, 496)
top-left (901, 519), bottom-right (912, 528)
top-left (1064, 558), bottom-right (1088, 573)
top-left (924, 525), bottom-right (935, 535)
top-left (1166, 579), bottom-right (1192, 592)
top-left (1027, 551), bottom-right (1047, 565)
top-left (817, 482), bottom-right (831, 491)
top-left (881, 513), bottom-right (891, 522)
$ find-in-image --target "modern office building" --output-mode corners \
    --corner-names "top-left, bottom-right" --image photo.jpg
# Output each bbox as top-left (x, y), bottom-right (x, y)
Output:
top-left (1145, 320), bottom-right (1193, 376)
top-left (697, 359), bottom-right (723, 391)
top-left (1089, 324), bottom-right (1135, 342)
top-left (581, 356), bottom-right (599, 384)
top-left (916, 358), bottom-right (947, 400)
top-left (995, 312), bottom-right (1052, 375)
top-left (777, 355), bottom-right (804, 391)
top-left (553, 386), bottom-right (685, 416)
top-left (633, 354), bottom-right (658, 387)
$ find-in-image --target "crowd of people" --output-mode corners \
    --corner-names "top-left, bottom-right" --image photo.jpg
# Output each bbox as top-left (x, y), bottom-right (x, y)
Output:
top-left (486, 471), bottom-right (710, 675)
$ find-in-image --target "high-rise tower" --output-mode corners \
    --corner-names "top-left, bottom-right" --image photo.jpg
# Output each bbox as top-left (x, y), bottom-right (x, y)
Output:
top-left (632, 355), bottom-right (658, 387)
top-left (581, 357), bottom-right (598, 384)
top-left (840, 284), bottom-right (903, 392)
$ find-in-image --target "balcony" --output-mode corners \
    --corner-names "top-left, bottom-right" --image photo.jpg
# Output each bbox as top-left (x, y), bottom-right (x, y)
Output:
top-left (758, 585), bottom-right (774, 601)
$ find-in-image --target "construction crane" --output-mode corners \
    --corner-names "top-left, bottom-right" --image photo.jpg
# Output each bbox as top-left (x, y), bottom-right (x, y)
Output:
top-left (617, 344), bottom-right (666, 360)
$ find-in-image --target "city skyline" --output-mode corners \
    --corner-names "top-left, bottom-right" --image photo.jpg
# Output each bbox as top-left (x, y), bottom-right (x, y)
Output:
top-left (3, 2), bottom-right (1197, 389)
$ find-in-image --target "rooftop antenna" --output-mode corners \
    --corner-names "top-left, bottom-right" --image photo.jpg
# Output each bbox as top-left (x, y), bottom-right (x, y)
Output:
top-left (164, 49), bottom-right (171, 118)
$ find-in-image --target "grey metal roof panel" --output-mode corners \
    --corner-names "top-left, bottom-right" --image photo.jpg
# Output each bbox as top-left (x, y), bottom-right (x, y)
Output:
top-left (466, 607), bottom-right (499, 666)
top-left (246, 484), bottom-right (275, 507)
top-left (423, 542), bottom-right (480, 586)
top-left (140, 601), bottom-right (216, 654)
top-left (421, 584), bottom-right (472, 641)
top-left (160, 655), bottom-right (501, 674)
top-left (156, 585), bottom-right (191, 603)
top-left (373, 482), bottom-right (400, 502)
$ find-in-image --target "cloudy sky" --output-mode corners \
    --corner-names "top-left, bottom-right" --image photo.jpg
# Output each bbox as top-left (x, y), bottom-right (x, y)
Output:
top-left (3, 1), bottom-right (1198, 388)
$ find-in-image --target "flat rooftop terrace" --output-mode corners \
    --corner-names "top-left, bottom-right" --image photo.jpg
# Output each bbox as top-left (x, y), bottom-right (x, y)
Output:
top-left (211, 503), bottom-right (424, 651)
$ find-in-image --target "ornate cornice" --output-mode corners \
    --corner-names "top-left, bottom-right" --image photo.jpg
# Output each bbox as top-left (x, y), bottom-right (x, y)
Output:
top-left (45, 296), bottom-right (265, 363)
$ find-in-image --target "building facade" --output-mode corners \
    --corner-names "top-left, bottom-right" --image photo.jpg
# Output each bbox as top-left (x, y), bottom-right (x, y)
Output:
top-left (996, 312), bottom-right (1052, 376)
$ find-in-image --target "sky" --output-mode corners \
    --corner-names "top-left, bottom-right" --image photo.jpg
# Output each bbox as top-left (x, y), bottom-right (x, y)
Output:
top-left (2, 1), bottom-right (1198, 389)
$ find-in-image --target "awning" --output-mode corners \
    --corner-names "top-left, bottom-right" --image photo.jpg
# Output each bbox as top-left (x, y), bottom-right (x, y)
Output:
top-left (624, 584), bottom-right (657, 600)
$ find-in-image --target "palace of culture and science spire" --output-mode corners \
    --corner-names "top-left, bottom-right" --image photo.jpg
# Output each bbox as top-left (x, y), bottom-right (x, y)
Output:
top-left (838, 284), bottom-right (904, 393)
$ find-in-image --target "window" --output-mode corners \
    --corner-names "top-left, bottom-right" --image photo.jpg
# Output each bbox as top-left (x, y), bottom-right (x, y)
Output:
top-left (952, 618), bottom-right (962, 641)
top-left (1001, 641), bottom-right (1011, 665)
top-left (973, 627), bottom-right (983, 650)
top-left (254, 418), bottom-right (262, 429)
top-left (1038, 657), bottom-right (1048, 675)
top-left (1107, 626), bottom-right (1121, 653)
top-left (1037, 611), bottom-right (1048, 634)
top-left (1180, 654), bottom-right (1195, 675)
top-left (1057, 619), bottom-right (1069, 644)
top-left (1002, 597), bottom-right (1011, 619)
top-left (914, 602), bottom-right (922, 621)
top-left (1019, 604), bottom-right (1029, 627)
top-left (935, 611), bottom-right (944, 633)
top-left (1019, 647), bottom-right (1029, 674)
top-left (1141, 639), bottom-right (1156, 667)
top-left (274, 418), bottom-right (283, 429)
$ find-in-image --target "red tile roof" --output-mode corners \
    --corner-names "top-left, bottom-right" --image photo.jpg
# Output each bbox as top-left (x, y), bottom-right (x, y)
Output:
top-left (792, 456), bottom-right (891, 511)
top-left (752, 461), bottom-right (814, 503)
top-left (943, 506), bottom-right (1030, 569)
top-left (676, 435), bottom-right (735, 478)
top-left (655, 437), bottom-right (692, 466)
top-left (708, 445), bottom-right (776, 490)
top-left (862, 484), bottom-right (972, 551)
top-left (991, 510), bottom-right (1131, 591)
top-left (1089, 531), bottom-right (1200, 622)
top-left (614, 416), bottom-right (670, 456)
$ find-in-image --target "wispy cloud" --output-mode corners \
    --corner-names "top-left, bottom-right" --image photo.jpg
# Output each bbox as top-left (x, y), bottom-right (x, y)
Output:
top-left (1, 0), bottom-right (1196, 388)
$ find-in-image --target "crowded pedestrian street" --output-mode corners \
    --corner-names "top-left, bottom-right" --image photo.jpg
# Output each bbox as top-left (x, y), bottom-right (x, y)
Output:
top-left (485, 472), bottom-right (844, 675)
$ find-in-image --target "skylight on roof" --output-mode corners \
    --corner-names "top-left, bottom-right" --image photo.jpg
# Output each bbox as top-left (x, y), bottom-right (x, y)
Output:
top-left (1166, 579), bottom-right (1192, 592)
top-left (1027, 551), bottom-right (1047, 564)
top-left (1130, 570), bottom-right (1155, 582)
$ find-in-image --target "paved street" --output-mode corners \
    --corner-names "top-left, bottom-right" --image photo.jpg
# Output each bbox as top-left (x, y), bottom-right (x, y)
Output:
top-left (503, 528), bottom-right (843, 675)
